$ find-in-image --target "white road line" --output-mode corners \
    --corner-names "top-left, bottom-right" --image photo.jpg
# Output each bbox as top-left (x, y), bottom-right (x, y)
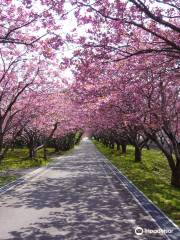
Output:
top-left (16, 168), bottom-right (51, 192)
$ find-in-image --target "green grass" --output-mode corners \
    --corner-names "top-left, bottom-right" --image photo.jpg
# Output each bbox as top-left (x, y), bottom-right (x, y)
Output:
top-left (93, 140), bottom-right (180, 227)
top-left (0, 147), bottom-right (55, 187)
top-left (0, 148), bottom-right (55, 170)
top-left (0, 146), bottom-right (75, 188)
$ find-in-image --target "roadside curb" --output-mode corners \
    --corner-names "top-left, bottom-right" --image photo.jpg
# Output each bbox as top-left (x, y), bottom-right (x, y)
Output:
top-left (100, 153), bottom-right (180, 240)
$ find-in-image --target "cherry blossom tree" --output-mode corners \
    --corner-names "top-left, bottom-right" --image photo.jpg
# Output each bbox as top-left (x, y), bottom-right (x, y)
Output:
top-left (0, 0), bottom-right (65, 49)
top-left (0, 47), bottom-right (41, 161)
top-left (66, 0), bottom-right (180, 61)
top-left (69, 47), bottom-right (180, 186)
top-left (1, 0), bottom-right (179, 188)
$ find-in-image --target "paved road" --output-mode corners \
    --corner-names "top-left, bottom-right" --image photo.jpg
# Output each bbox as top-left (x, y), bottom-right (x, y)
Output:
top-left (0, 139), bottom-right (172, 240)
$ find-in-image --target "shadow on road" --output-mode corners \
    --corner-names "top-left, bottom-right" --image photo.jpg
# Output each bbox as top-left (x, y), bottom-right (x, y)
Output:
top-left (0, 141), bottom-right (167, 240)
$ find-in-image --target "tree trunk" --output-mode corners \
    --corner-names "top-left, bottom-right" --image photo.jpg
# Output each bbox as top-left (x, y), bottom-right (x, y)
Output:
top-left (110, 142), bottom-right (114, 149)
top-left (0, 140), bottom-right (4, 163)
top-left (171, 162), bottom-right (180, 188)
top-left (146, 144), bottom-right (150, 150)
top-left (54, 146), bottom-right (59, 152)
top-left (0, 146), bottom-right (9, 163)
top-left (0, 153), bottom-right (3, 164)
top-left (116, 143), bottom-right (121, 155)
top-left (105, 141), bottom-right (108, 147)
top-left (11, 145), bottom-right (15, 151)
top-left (135, 146), bottom-right (142, 162)
top-left (43, 146), bottom-right (48, 160)
top-left (54, 140), bottom-right (59, 152)
top-left (121, 143), bottom-right (127, 154)
top-left (29, 147), bottom-right (36, 159)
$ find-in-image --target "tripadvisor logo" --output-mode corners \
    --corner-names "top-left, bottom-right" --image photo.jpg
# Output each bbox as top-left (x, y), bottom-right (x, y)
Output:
top-left (135, 227), bottom-right (143, 235)
top-left (135, 226), bottom-right (173, 236)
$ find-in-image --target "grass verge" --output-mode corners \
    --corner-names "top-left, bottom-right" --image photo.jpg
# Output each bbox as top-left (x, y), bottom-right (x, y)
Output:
top-left (93, 140), bottom-right (180, 227)
top-left (0, 148), bottom-right (57, 187)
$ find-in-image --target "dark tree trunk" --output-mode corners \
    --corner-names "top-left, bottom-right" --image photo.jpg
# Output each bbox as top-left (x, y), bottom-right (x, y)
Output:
top-left (54, 146), bottom-right (59, 152)
top-left (43, 146), bottom-right (47, 160)
top-left (145, 131), bottom-right (180, 188)
top-left (29, 147), bottom-right (36, 159)
top-left (0, 153), bottom-right (3, 164)
top-left (116, 143), bottom-right (121, 155)
top-left (146, 144), bottom-right (150, 150)
top-left (0, 146), bottom-right (9, 163)
top-left (157, 142), bottom-right (180, 187)
top-left (11, 144), bottom-right (15, 151)
top-left (29, 148), bottom-right (33, 159)
top-left (54, 141), bottom-right (60, 152)
top-left (171, 161), bottom-right (180, 188)
top-left (105, 141), bottom-right (109, 147)
top-left (0, 140), bottom-right (4, 163)
top-left (110, 142), bottom-right (114, 149)
top-left (121, 143), bottom-right (127, 154)
top-left (135, 146), bottom-right (142, 162)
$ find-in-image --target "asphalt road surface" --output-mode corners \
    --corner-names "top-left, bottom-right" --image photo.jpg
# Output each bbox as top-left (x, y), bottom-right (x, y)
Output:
top-left (0, 139), bottom-right (174, 240)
